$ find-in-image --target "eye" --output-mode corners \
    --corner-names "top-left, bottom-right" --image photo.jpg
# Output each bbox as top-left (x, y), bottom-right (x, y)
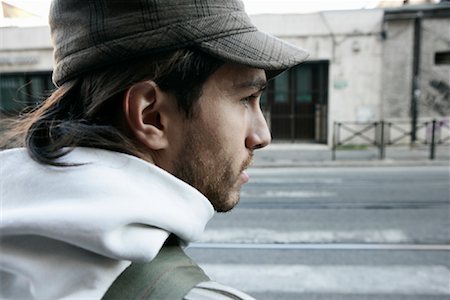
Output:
top-left (240, 95), bottom-right (258, 107)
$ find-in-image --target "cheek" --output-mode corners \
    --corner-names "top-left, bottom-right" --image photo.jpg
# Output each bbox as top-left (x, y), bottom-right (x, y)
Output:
top-left (204, 101), bottom-right (239, 128)
top-left (215, 111), bottom-right (248, 148)
top-left (198, 99), bottom-right (250, 154)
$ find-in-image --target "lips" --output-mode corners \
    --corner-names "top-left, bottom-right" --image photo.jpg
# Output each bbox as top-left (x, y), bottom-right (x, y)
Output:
top-left (239, 153), bottom-right (253, 183)
top-left (240, 170), bottom-right (250, 184)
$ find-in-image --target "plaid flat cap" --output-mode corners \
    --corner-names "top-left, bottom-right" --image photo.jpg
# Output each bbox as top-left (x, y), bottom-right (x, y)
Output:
top-left (49, 0), bottom-right (309, 86)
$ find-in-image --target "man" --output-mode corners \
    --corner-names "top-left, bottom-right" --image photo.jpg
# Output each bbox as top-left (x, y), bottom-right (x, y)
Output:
top-left (0, 0), bottom-right (308, 299)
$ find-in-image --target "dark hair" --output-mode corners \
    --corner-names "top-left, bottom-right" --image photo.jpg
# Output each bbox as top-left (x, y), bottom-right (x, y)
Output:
top-left (3, 49), bottom-right (223, 165)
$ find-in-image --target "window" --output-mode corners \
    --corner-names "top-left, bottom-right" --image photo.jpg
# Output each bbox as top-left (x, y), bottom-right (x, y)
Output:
top-left (295, 65), bottom-right (312, 103)
top-left (273, 71), bottom-right (289, 103)
top-left (0, 72), bottom-right (53, 114)
top-left (435, 51), bottom-right (450, 65)
top-left (0, 75), bottom-right (27, 113)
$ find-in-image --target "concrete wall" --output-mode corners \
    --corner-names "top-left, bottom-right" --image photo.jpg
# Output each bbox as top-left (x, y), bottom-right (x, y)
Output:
top-left (381, 19), bottom-right (414, 119)
top-left (0, 26), bottom-right (53, 73)
top-left (420, 17), bottom-right (450, 118)
top-left (382, 14), bottom-right (450, 118)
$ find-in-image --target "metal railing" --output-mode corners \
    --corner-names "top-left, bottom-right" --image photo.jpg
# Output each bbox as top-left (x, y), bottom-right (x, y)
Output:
top-left (332, 119), bottom-right (450, 160)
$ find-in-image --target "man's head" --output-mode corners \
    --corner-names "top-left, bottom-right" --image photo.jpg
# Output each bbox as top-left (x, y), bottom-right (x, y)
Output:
top-left (17, 0), bottom-right (308, 212)
top-left (123, 63), bottom-right (270, 211)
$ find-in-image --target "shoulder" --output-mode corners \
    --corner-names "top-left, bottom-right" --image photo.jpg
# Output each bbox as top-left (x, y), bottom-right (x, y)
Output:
top-left (184, 281), bottom-right (256, 300)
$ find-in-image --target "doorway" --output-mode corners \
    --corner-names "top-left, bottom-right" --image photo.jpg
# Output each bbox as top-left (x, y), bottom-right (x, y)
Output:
top-left (264, 61), bottom-right (329, 143)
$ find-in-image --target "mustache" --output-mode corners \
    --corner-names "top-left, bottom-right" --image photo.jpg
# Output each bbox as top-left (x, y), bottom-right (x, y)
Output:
top-left (240, 152), bottom-right (254, 173)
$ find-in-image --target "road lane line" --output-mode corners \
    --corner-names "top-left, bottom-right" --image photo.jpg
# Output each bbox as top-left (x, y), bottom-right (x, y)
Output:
top-left (237, 200), bottom-right (449, 209)
top-left (199, 229), bottom-right (410, 244)
top-left (248, 178), bottom-right (343, 184)
top-left (240, 190), bottom-right (335, 198)
top-left (189, 242), bottom-right (450, 251)
top-left (198, 264), bottom-right (450, 295)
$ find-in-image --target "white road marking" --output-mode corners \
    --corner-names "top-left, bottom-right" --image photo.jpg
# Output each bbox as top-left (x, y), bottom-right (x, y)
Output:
top-left (199, 229), bottom-right (409, 244)
top-left (248, 178), bottom-right (343, 184)
top-left (189, 242), bottom-right (450, 251)
top-left (199, 264), bottom-right (450, 295)
top-left (240, 190), bottom-right (335, 198)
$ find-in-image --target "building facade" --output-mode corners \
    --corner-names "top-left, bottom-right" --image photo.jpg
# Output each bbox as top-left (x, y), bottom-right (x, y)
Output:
top-left (382, 5), bottom-right (450, 120)
top-left (1, 3), bottom-right (449, 145)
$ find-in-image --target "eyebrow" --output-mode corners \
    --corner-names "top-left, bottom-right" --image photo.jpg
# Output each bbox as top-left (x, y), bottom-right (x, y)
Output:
top-left (235, 77), bottom-right (267, 92)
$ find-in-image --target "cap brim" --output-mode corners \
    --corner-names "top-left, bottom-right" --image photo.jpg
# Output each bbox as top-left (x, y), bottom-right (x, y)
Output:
top-left (198, 29), bottom-right (309, 79)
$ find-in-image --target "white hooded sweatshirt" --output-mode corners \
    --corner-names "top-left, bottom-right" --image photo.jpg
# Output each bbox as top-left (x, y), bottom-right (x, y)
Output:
top-left (0, 147), bottom-right (214, 299)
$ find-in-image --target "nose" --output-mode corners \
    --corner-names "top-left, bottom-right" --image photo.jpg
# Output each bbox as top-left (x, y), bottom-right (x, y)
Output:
top-left (245, 108), bottom-right (272, 150)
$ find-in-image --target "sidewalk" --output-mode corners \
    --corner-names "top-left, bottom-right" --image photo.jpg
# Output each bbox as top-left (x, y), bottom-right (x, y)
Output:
top-left (253, 143), bottom-right (450, 168)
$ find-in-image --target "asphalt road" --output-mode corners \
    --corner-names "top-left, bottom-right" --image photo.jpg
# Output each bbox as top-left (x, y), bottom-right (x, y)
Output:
top-left (185, 165), bottom-right (450, 300)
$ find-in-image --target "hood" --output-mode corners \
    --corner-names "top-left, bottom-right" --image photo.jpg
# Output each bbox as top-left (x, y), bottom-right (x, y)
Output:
top-left (0, 147), bottom-right (214, 299)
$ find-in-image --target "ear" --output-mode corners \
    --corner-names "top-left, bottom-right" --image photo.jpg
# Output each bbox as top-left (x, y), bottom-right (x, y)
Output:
top-left (122, 81), bottom-right (169, 151)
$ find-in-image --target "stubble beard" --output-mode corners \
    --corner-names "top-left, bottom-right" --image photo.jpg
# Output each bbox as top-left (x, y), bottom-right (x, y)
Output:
top-left (172, 127), bottom-right (253, 212)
